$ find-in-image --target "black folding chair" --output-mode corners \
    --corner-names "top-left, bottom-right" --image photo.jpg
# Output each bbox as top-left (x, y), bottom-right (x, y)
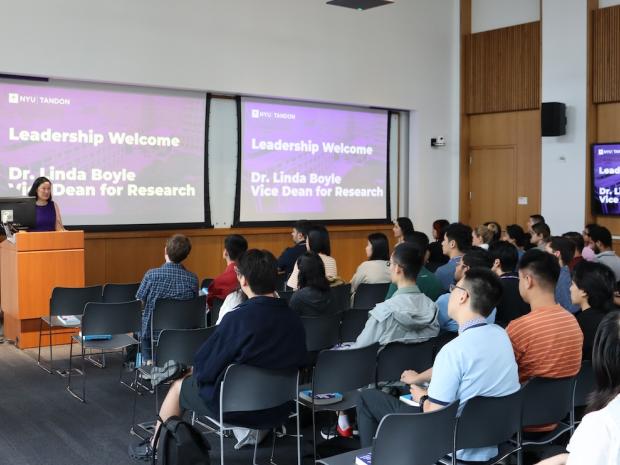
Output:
top-left (131, 326), bottom-right (216, 439)
top-left (520, 377), bottom-right (576, 447)
top-left (573, 360), bottom-right (595, 415)
top-left (37, 285), bottom-right (103, 374)
top-left (328, 283), bottom-right (351, 313)
top-left (352, 283), bottom-right (390, 309)
top-left (66, 300), bottom-right (142, 402)
top-left (317, 401), bottom-right (459, 465)
top-left (300, 343), bottom-right (380, 463)
top-left (439, 390), bottom-right (523, 465)
top-left (205, 364), bottom-right (301, 465)
top-left (102, 282), bottom-right (140, 303)
top-left (339, 308), bottom-right (370, 343)
top-left (208, 297), bottom-right (224, 326)
top-left (279, 291), bottom-right (294, 303)
top-left (375, 339), bottom-right (435, 385)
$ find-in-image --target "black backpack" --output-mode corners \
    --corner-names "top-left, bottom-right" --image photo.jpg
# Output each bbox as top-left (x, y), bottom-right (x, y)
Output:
top-left (152, 416), bottom-right (211, 465)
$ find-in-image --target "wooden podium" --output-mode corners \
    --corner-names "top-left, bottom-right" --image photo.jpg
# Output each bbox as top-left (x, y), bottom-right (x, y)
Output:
top-left (1, 231), bottom-right (85, 349)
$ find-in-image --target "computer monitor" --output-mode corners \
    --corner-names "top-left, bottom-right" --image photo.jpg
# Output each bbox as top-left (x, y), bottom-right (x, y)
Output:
top-left (0, 197), bottom-right (36, 231)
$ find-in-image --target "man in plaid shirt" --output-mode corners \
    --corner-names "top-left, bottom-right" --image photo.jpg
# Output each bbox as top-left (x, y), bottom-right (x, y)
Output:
top-left (136, 234), bottom-right (198, 361)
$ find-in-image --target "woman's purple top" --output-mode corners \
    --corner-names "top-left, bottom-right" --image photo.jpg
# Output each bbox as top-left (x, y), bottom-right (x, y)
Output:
top-left (31, 201), bottom-right (56, 232)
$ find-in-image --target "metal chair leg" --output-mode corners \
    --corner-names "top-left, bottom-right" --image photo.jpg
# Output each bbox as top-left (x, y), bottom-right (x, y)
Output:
top-left (66, 339), bottom-right (86, 402)
top-left (252, 432), bottom-right (259, 465)
top-left (37, 319), bottom-right (52, 373)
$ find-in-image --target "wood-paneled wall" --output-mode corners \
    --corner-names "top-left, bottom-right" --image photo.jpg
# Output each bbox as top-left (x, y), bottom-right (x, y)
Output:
top-left (465, 22), bottom-right (540, 114)
top-left (84, 224), bottom-right (395, 286)
top-left (593, 5), bottom-right (620, 103)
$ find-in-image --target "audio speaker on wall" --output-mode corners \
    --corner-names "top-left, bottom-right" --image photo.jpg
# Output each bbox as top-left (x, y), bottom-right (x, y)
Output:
top-left (541, 102), bottom-right (567, 136)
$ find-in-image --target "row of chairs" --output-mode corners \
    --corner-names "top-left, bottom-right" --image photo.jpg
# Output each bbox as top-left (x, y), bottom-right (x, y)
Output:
top-left (279, 282), bottom-right (390, 312)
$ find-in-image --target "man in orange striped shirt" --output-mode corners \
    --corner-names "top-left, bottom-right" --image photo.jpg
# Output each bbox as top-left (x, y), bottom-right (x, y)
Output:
top-left (507, 249), bottom-right (583, 431)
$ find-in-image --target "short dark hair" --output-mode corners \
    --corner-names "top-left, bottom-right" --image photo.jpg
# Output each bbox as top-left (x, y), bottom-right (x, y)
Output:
top-left (166, 234), bottom-right (192, 263)
top-left (28, 176), bottom-right (53, 201)
top-left (588, 311), bottom-right (620, 413)
top-left (293, 220), bottom-right (310, 238)
top-left (445, 222), bottom-right (473, 252)
top-left (462, 267), bottom-right (503, 318)
top-left (530, 214), bottom-right (545, 225)
top-left (506, 224), bottom-right (527, 248)
top-left (307, 225), bottom-right (331, 256)
top-left (562, 231), bottom-right (585, 253)
top-left (392, 242), bottom-right (423, 281)
top-left (462, 247), bottom-right (493, 269)
top-left (488, 240), bottom-right (518, 273)
top-left (403, 231), bottom-right (430, 254)
top-left (572, 261), bottom-right (616, 312)
top-left (547, 236), bottom-right (576, 266)
top-left (236, 249), bottom-right (278, 295)
top-left (531, 222), bottom-right (551, 239)
top-left (590, 225), bottom-right (613, 248)
top-left (224, 234), bottom-right (249, 261)
top-left (396, 217), bottom-right (415, 236)
top-left (367, 232), bottom-right (390, 261)
top-left (296, 252), bottom-right (330, 292)
top-left (432, 219), bottom-right (450, 241)
top-left (518, 248), bottom-right (561, 290)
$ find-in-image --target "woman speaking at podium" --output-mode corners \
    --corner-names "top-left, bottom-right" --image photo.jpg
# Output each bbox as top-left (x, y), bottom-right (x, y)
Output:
top-left (27, 177), bottom-right (65, 232)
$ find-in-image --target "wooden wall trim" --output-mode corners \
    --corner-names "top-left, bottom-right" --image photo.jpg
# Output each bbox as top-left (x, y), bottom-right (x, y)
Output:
top-left (465, 22), bottom-right (541, 114)
top-left (586, 0), bottom-right (599, 225)
top-left (593, 4), bottom-right (620, 104)
top-left (459, 0), bottom-right (472, 223)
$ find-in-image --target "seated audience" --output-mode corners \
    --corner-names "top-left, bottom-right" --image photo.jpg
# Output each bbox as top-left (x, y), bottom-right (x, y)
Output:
top-left (545, 236), bottom-right (580, 313)
top-left (350, 242), bottom-right (439, 348)
top-left (484, 220), bottom-right (502, 243)
top-left (489, 240), bottom-right (530, 327)
top-left (350, 232), bottom-right (391, 294)
top-left (502, 224), bottom-right (527, 259)
top-left (570, 260), bottom-right (618, 360)
top-left (392, 217), bottom-right (415, 244)
top-left (506, 249), bottom-right (583, 430)
top-left (207, 234), bottom-right (248, 308)
top-left (385, 231), bottom-right (444, 301)
top-left (435, 222), bottom-right (472, 292)
top-left (287, 225), bottom-right (337, 289)
top-left (130, 249), bottom-right (307, 460)
top-left (357, 268), bottom-right (519, 462)
top-left (427, 218), bottom-right (450, 271)
top-left (580, 223), bottom-right (598, 261)
top-left (472, 224), bottom-right (493, 250)
top-left (277, 220), bottom-right (309, 275)
top-left (136, 234), bottom-right (198, 361)
top-left (288, 252), bottom-right (332, 317)
top-left (562, 231), bottom-right (586, 271)
top-left (536, 312), bottom-right (620, 465)
top-left (590, 225), bottom-right (620, 281)
top-left (530, 222), bottom-right (551, 250)
top-left (436, 247), bottom-right (497, 332)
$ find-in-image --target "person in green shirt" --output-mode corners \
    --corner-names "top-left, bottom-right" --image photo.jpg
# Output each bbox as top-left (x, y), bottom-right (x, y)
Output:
top-left (385, 231), bottom-right (443, 301)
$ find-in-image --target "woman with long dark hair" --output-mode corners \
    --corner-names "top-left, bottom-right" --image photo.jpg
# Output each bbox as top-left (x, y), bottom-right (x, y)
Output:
top-left (536, 311), bottom-right (620, 464)
top-left (28, 176), bottom-right (65, 231)
top-left (288, 252), bottom-right (332, 317)
top-left (392, 217), bottom-right (414, 244)
top-left (350, 232), bottom-right (391, 294)
top-left (427, 219), bottom-right (449, 271)
top-left (287, 225), bottom-right (337, 289)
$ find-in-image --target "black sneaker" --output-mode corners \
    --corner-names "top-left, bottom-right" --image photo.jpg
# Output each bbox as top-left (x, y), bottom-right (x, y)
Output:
top-left (128, 439), bottom-right (154, 461)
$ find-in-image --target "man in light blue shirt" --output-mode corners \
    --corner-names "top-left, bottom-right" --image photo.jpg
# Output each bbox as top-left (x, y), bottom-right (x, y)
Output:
top-left (545, 237), bottom-right (580, 313)
top-left (437, 247), bottom-right (497, 332)
top-left (357, 268), bottom-right (519, 462)
top-left (434, 222), bottom-right (472, 292)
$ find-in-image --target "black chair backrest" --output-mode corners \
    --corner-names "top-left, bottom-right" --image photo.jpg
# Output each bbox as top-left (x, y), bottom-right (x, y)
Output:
top-left (301, 313), bottom-right (341, 352)
top-left (275, 273), bottom-right (287, 292)
top-left (152, 295), bottom-right (206, 332)
top-left (339, 308), bottom-right (370, 343)
top-left (376, 340), bottom-right (435, 384)
top-left (454, 390), bottom-right (522, 452)
top-left (221, 364), bottom-right (298, 415)
top-left (328, 283), bottom-right (352, 313)
top-left (200, 278), bottom-right (213, 290)
top-left (373, 402), bottom-right (459, 465)
top-left (353, 282), bottom-right (390, 309)
top-left (574, 360), bottom-right (595, 408)
top-left (312, 343), bottom-right (379, 394)
top-left (50, 285), bottom-right (103, 316)
top-left (102, 282), bottom-right (140, 303)
top-left (81, 300), bottom-right (142, 336)
top-left (209, 297), bottom-right (224, 326)
top-left (279, 291), bottom-right (294, 303)
top-left (521, 376), bottom-right (576, 427)
top-left (155, 327), bottom-right (216, 367)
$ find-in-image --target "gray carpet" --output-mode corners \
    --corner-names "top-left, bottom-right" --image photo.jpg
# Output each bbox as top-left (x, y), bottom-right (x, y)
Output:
top-left (0, 342), bottom-right (337, 465)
